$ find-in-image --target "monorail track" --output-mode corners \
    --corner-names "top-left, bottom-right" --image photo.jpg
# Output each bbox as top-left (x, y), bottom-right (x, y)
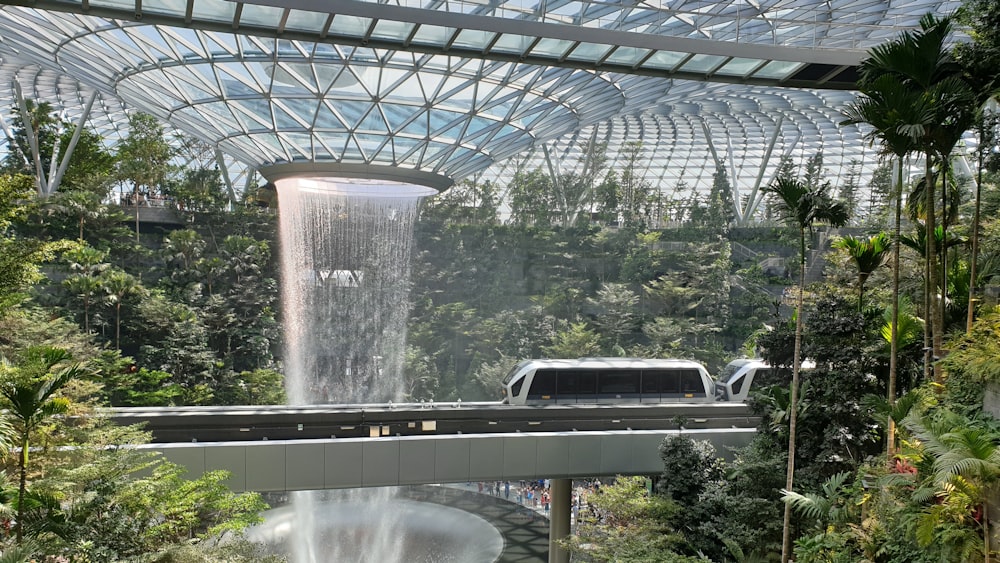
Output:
top-left (107, 402), bottom-right (759, 443)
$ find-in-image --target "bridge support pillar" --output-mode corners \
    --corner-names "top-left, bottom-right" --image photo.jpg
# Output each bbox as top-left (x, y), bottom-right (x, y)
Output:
top-left (548, 478), bottom-right (571, 563)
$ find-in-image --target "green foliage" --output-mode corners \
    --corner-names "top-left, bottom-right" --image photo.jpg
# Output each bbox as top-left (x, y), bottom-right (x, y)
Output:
top-left (561, 476), bottom-right (703, 562)
top-left (214, 369), bottom-right (285, 406)
top-left (0, 174), bottom-right (72, 311)
top-left (657, 435), bottom-right (725, 507)
top-left (782, 471), bottom-right (856, 529)
top-left (940, 309), bottom-right (1000, 408)
top-left (0, 346), bottom-right (92, 540)
top-left (542, 321), bottom-right (601, 358)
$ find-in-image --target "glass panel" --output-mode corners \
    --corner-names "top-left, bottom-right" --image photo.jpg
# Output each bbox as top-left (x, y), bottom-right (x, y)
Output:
top-left (557, 371), bottom-right (581, 395)
top-left (640, 370), bottom-right (662, 394)
top-left (680, 370), bottom-right (705, 394)
top-left (578, 372), bottom-right (597, 395)
top-left (529, 38), bottom-right (574, 59)
top-left (754, 60), bottom-right (803, 79)
top-left (528, 370), bottom-right (557, 398)
top-left (731, 373), bottom-right (745, 395)
top-left (192, 0), bottom-right (237, 23)
top-left (598, 371), bottom-right (640, 394)
top-left (661, 370), bottom-right (680, 394)
top-left (641, 50), bottom-right (685, 70)
top-left (490, 34), bottom-right (535, 55)
top-left (564, 41), bottom-right (613, 62)
top-left (452, 29), bottom-right (496, 50)
top-left (370, 19), bottom-right (417, 42)
top-left (503, 361), bottom-right (530, 384)
top-left (239, 4), bottom-right (286, 27)
top-left (143, 0), bottom-right (187, 16)
top-left (329, 15), bottom-right (372, 38)
top-left (409, 24), bottom-right (454, 46)
top-left (603, 47), bottom-right (651, 66)
top-left (285, 10), bottom-right (331, 33)
top-left (715, 57), bottom-right (765, 77)
top-left (90, 0), bottom-right (138, 8)
top-left (679, 53), bottom-right (727, 73)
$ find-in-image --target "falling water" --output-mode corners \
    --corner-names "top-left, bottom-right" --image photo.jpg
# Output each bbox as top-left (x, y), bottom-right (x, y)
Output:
top-left (275, 177), bottom-right (440, 563)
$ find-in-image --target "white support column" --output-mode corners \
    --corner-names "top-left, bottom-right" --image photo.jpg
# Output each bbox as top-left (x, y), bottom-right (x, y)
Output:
top-left (215, 147), bottom-right (238, 205)
top-left (13, 81), bottom-right (47, 196)
top-left (548, 478), bottom-right (571, 563)
top-left (700, 119), bottom-right (743, 223)
top-left (741, 114), bottom-right (785, 224)
top-left (48, 91), bottom-right (98, 197)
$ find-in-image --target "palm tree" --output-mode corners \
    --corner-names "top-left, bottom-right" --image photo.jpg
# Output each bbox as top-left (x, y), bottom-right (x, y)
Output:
top-left (965, 108), bottom-right (1000, 332)
top-left (101, 269), bottom-right (143, 350)
top-left (843, 68), bottom-right (927, 462)
top-left (832, 232), bottom-right (891, 311)
top-left (60, 245), bottom-right (108, 333)
top-left (860, 14), bottom-right (976, 385)
top-left (762, 176), bottom-right (848, 563)
top-left (0, 347), bottom-right (87, 542)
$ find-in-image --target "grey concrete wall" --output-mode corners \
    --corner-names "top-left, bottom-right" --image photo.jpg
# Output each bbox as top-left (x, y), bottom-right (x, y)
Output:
top-left (140, 428), bottom-right (756, 492)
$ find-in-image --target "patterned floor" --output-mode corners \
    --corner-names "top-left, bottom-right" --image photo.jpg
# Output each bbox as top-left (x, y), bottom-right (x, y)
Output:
top-left (400, 485), bottom-right (550, 563)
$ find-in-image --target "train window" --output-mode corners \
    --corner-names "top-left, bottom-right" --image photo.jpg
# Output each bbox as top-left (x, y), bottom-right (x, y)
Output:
top-left (680, 370), bottom-right (705, 394)
top-left (598, 370), bottom-right (640, 394)
top-left (557, 371), bottom-right (581, 395)
top-left (528, 370), bottom-right (557, 398)
top-left (641, 370), bottom-right (663, 393)
top-left (510, 377), bottom-right (524, 397)
top-left (502, 361), bottom-right (531, 384)
top-left (730, 373), bottom-right (745, 395)
top-left (578, 371), bottom-right (597, 395)
top-left (661, 370), bottom-right (681, 394)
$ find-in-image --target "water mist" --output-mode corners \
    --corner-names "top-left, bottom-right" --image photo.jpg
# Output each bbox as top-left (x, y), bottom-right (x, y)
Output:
top-left (276, 177), bottom-right (434, 563)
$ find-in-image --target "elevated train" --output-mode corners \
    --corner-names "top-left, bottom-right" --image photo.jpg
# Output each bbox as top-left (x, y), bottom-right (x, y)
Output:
top-left (501, 358), bottom-right (715, 405)
top-left (109, 357), bottom-right (774, 442)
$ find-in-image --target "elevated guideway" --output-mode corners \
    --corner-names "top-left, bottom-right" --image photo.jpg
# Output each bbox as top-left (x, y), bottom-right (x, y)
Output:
top-left (110, 402), bottom-right (759, 493)
top-left (115, 403), bottom-right (759, 563)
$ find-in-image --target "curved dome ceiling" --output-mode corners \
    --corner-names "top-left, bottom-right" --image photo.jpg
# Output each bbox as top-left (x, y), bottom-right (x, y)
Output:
top-left (0, 0), bottom-right (967, 207)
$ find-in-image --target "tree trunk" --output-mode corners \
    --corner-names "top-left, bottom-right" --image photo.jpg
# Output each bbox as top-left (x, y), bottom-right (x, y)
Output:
top-left (115, 301), bottom-right (122, 350)
top-left (925, 155), bottom-right (943, 384)
top-left (968, 145), bottom-right (984, 333)
top-left (16, 433), bottom-right (28, 543)
top-left (781, 227), bottom-right (807, 563)
top-left (134, 186), bottom-right (141, 243)
top-left (888, 155), bottom-right (903, 460)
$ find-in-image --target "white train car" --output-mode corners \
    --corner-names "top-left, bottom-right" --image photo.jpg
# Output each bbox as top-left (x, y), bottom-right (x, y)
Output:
top-left (501, 358), bottom-right (714, 405)
top-left (714, 358), bottom-right (815, 402)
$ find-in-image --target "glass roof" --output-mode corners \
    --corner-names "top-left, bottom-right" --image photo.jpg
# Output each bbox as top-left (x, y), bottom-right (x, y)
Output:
top-left (0, 0), bottom-right (968, 214)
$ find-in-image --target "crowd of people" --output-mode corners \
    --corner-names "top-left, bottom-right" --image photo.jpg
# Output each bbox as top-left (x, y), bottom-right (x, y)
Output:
top-left (121, 192), bottom-right (174, 208)
top-left (473, 479), bottom-right (604, 525)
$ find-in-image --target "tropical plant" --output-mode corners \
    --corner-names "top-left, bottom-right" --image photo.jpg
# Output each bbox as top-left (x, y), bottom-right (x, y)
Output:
top-left (862, 14), bottom-right (978, 385)
top-left (101, 269), bottom-right (144, 350)
top-left (832, 232), bottom-right (891, 310)
top-left (115, 113), bottom-right (174, 241)
top-left (782, 471), bottom-right (855, 531)
top-left (761, 175), bottom-right (848, 563)
top-left (906, 410), bottom-right (1000, 562)
top-left (0, 346), bottom-right (89, 541)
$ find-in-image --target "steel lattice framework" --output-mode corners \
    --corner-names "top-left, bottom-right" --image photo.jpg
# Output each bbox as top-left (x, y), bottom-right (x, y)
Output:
top-left (0, 0), bottom-right (966, 219)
